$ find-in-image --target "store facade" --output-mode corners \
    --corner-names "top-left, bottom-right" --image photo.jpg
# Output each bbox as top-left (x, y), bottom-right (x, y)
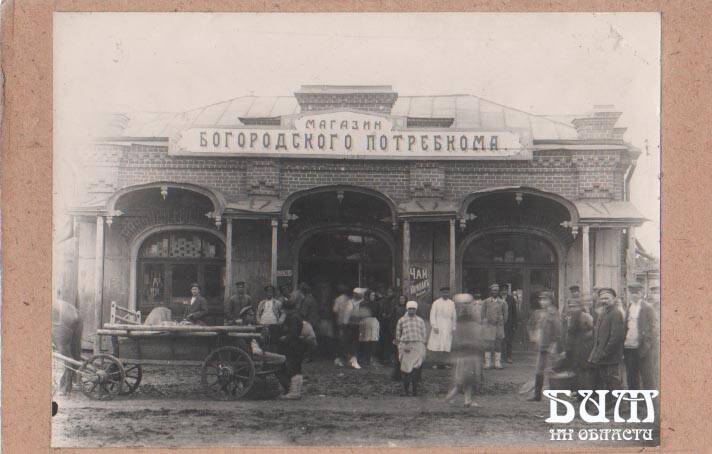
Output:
top-left (57, 85), bottom-right (645, 342)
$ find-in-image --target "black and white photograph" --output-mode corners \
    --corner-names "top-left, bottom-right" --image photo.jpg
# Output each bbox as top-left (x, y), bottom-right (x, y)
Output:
top-left (51, 12), bottom-right (661, 447)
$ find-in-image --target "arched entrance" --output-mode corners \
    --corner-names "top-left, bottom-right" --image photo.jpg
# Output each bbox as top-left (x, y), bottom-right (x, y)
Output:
top-left (460, 230), bottom-right (559, 311)
top-left (295, 227), bottom-right (395, 291)
top-left (284, 185), bottom-right (398, 309)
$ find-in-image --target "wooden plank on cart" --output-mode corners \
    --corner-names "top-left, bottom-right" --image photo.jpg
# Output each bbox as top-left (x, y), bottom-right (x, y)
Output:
top-left (103, 323), bottom-right (261, 333)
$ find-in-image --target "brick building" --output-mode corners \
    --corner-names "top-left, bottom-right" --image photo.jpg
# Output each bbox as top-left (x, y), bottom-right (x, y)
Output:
top-left (56, 85), bottom-right (645, 343)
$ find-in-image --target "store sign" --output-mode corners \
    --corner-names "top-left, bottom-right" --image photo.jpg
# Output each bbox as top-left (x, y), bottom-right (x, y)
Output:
top-left (409, 266), bottom-right (431, 298)
top-left (169, 111), bottom-right (532, 160)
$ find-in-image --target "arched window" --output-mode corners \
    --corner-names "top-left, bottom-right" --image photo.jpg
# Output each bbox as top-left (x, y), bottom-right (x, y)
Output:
top-left (137, 230), bottom-right (225, 319)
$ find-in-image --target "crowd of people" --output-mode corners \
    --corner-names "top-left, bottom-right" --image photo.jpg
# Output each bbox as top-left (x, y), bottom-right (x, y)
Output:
top-left (172, 278), bottom-right (660, 405)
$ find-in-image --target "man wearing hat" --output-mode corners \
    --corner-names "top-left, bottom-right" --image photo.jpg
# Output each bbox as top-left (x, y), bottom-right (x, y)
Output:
top-left (623, 281), bottom-right (659, 391)
top-left (427, 286), bottom-right (457, 369)
top-left (565, 285), bottom-right (581, 315)
top-left (257, 285), bottom-right (283, 349)
top-left (395, 301), bottom-right (428, 396)
top-left (588, 287), bottom-right (626, 406)
top-left (482, 283), bottom-right (506, 369)
top-left (224, 281), bottom-right (254, 325)
top-left (527, 291), bottom-right (562, 401)
top-left (500, 285), bottom-right (518, 364)
top-left (185, 283), bottom-right (209, 325)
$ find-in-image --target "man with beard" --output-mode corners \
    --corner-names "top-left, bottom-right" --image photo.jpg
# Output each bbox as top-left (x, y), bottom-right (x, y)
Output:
top-left (588, 288), bottom-right (626, 409)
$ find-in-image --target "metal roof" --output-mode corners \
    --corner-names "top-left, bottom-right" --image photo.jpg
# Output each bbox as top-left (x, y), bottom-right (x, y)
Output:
top-left (117, 94), bottom-right (579, 141)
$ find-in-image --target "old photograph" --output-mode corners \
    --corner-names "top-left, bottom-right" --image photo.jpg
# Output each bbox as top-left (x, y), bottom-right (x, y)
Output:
top-left (51, 12), bottom-right (661, 447)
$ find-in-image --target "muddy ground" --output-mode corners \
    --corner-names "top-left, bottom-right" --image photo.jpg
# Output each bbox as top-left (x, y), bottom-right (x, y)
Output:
top-left (52, 352), bottom-right (659, 448)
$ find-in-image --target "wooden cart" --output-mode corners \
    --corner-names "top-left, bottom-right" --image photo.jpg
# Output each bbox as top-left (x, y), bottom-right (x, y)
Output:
top-left (95, 323), bottom-right (285, 401)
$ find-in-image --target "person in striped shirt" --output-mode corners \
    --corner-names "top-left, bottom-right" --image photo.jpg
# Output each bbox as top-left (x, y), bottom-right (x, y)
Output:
top-left (395, 301), bottom-right (427, 396)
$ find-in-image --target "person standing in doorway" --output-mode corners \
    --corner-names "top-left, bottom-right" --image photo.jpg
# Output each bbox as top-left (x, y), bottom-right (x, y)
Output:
top-left (257, 285), bottom-right (283, 350)
top-left (378, 287), bottom-right (397, 365)
top-left (588, 288), bottom-right (626, 408)
top-left (395, 301), bottom-right (428, 396)
top-left (359, 289), bottom-right (381, 367)
top-left (500, 285), bottom-right (518, 364)
top-left (333, 285), bottom-right (361, 369)
top-left (527, 291), bottom-right (562, 401)
top-left (482, 283), bottom-right (505, 369)
top-left (623, 282), bottom-right (659, 391)
top-left (390, 294), bottom-right (408, 381)
top-left (427, 286), bottom-right (457, 369)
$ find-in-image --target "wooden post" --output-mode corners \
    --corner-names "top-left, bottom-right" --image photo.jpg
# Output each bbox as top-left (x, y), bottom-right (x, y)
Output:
top-left (449, 218), bottom-right (456, 292)
top-left (270, 219), bottom-right (278, 287)
top-left (402, 220), bottom-right (410, 296)
top-left (224, 218), bottom-right (234, 302)
top-left (581, 225), bottom-right (591, 297)
top-left (94, 215), bottom-right (105, 354)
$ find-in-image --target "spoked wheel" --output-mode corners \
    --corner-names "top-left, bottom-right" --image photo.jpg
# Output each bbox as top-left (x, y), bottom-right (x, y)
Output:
top-left (202, 346), bottom-right (255, 400)
top-left (78, 354), bottom-right (126, 400)
top-left (118, 363), bottom-right (143, 395)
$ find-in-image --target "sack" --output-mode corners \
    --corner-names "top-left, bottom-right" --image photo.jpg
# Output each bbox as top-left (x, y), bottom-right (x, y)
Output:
top-left (301, 321), bottom-right (318, 347)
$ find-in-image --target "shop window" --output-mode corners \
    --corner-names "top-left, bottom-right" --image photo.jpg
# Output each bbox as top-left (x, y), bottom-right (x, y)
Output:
top-left (137, 230), bottom-right (225, 320)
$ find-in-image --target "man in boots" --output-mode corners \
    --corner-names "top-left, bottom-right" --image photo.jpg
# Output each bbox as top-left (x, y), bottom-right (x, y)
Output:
top-left (395, 301), bottom-right (427, 396)
top-left (588, 288), bottom-right (626, 410)
top-left (528, 291), bottom-right (562, 401)
top-left (483, 283), bottom-right (506, 369)
top-left (276, 295), bottom-right (307, 400)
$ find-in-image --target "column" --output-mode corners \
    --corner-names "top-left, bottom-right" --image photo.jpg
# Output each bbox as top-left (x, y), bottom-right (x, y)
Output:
top-left (402, 220), bottom-right (410, 296)
top-left (94, 215), bottom-right (105, 354)
top-left (224, 218), bottom-right (234, 302)
top-left (581, 225), bottom-right (591, 297)
top-left (270, 219), bottom-right (278, 287)
top-left (449, 218), bottom-right (456, 292)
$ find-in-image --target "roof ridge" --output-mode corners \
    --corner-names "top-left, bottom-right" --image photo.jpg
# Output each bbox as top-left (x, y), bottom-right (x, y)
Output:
top-left (399, 94), bottom-right (576, 129)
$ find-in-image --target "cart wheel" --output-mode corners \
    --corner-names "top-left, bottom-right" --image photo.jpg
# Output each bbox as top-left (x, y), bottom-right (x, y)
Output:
top-left (202, 346), bottom-right (255, 400)
top-left (118, 363), bottom-right (143, 395)
top-left (78, 354), bottom-right (126, 400)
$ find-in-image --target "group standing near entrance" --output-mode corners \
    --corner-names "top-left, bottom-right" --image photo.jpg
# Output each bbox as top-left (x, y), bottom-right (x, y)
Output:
top-left (140, 275), bottom-right (659, 405)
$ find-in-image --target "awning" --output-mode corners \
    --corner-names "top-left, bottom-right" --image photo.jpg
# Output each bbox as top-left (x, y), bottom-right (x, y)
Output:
top-left (575, 201), bottom-right (647, 225)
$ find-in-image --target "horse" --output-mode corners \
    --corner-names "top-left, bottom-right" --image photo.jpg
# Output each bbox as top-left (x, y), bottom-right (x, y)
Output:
top-left (52, 298), bottom-right (83, 395)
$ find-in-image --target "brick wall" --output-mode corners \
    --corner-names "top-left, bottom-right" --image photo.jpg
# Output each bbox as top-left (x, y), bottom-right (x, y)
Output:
top-left (81, 143), bottom-right (631, 206)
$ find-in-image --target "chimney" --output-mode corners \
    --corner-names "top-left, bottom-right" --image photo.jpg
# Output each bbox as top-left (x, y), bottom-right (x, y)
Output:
top-left (571, 105), bottom-right (627, 141)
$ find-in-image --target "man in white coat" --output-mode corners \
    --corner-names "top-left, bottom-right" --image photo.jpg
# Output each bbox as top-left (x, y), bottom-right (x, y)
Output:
top-left (427, 286), bottom-right (457, 369)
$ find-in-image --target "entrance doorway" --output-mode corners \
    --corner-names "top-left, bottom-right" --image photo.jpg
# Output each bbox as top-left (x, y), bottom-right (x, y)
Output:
top-left (298, 231), bottom-right (393, 291)
top-left (461, 233), bottom-right (558, 347)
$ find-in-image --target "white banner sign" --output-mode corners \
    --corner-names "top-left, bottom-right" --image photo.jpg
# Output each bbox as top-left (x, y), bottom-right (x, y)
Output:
top-left (169, 112), bottom-right (532, 160)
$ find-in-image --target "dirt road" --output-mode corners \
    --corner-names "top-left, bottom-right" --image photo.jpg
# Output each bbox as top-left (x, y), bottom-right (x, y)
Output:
top-left (52, 352), bottom-right (659, 448)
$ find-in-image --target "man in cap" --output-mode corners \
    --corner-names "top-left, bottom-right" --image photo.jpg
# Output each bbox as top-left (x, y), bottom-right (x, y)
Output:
top-left (565, 285), bottom-right (581, 316)
top-left (185, 283), bottom-right (209, 325)
top-left (257, 285), bottom-right (283, 350)
top-left (588, 287), bottom-right (626, 408)
top-left (623, 281), bottom-right (659, 391)
top-left (427, 286), bottom-right (457, 369)
top-left (647, 284), bottom-right (660, 313)
top-left (482, 283), bottom-right (506, 369)
top-left (527, 291), bottom-right (562, 401)
top-left (297, 282), bottom-right (319, 362)
top-left (395, 301), bottom-right (428, 396)
top-left (500, 285), bottom-right (517, 364)
top-left (224, 281), bottom-right (254, 325)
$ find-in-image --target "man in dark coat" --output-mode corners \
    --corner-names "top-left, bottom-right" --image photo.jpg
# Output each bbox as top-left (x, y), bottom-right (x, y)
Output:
top-left (500, 286), bottom-right (518, 364)
top-left (224, 281), bottom-right (254, 324)
top-left (588, 287), bottom-right (626, 406)
top-left (623, 281), bottom-right (659, 390)
top-left (276, 295), bottom-right (307, 399)
top-left (185, 282), bottom-right (209, 325)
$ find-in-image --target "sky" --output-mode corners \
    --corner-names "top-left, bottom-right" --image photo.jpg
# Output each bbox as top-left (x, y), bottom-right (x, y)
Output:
top-left (54, 12), bottom-right (660, 255)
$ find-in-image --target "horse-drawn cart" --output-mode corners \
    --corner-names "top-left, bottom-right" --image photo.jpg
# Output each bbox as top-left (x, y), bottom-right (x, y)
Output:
top-left (83, 323), bottom-right (285, 401)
